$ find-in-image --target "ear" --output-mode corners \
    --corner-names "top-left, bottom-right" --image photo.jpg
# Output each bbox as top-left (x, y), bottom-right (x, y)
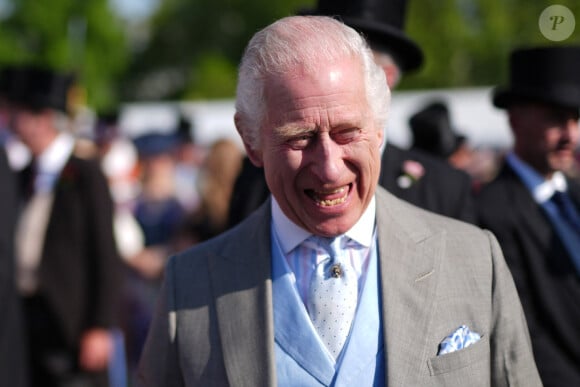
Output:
top-left (234, 112), bottom-right (264, 167)
top-left (382, 62), bottom-right (400, 89)
top-left (378, 125), bottom-right (385, 148)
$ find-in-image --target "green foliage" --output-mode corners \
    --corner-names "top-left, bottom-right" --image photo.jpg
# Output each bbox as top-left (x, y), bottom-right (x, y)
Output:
top-left (123, 0), bottom-right (315, 101)
top-left (1, 0), bottom-right (578, 104)
top-left (184, 53), bottom-right (238, 99)
top-left (0, 0), bottom-right (130, 111)
top-left (402, 0), bottom-right (580, 89)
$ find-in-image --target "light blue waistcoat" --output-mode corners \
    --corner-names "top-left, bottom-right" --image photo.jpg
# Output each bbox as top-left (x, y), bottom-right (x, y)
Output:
top-left (271, 228), bottom-right (385, 386)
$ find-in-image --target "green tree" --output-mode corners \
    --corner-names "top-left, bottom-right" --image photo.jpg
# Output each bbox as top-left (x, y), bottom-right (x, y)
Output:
top-left (0, 0), bottom-right (130, 111)
top-left (122, 0), bottom-right (315, 101)
top-left (403, 0), bottom-right (580, 89)
top-left (125, 0), bottom-right (580, 101)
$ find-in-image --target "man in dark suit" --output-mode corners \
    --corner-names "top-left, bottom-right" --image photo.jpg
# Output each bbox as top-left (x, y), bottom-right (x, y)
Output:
top-left (476, 46), bottom-right (580, 387)
top-left (228, 0), bottom-right (475, 228)
top-left (0, 143), bottom-right (29, 386)
top-left (9, 66), bottom-right (122, 386)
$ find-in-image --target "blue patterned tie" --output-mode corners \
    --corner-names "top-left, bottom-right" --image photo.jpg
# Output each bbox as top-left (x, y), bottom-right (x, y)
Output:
top-left (307, 236), bottom-right (358, 359)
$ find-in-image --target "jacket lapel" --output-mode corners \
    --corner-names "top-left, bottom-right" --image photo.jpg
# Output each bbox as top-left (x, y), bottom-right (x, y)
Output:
top-left (375, 188), bottom-right (443, 386)
top-left (209, 203), bottom-right (277, 387)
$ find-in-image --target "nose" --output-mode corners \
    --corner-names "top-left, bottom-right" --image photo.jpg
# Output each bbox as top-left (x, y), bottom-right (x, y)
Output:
top-left (310, 132), bottom-right (343, 183)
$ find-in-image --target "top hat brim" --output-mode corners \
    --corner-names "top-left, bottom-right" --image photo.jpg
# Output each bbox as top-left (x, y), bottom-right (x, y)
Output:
top-left (340, 16), bottom-right (424, 72)
top-left (492, 85), bottom-right (580, 110)
top-left (493, 46), bottom-right (580, 110)
top-left (297, 8), bottom-right (424, 72)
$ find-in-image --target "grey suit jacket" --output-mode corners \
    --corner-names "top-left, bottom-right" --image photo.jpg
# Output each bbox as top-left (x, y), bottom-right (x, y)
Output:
top-left (137, 187), bottom-right (541, 386)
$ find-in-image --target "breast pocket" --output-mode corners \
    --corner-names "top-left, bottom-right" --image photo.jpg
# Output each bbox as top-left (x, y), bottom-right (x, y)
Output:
top-left (427, 335), bottom-right (489, 376)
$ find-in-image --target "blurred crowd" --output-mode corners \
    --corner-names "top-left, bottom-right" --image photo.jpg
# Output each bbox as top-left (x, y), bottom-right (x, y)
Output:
top-left (0, 65), bottom-right (245, 386)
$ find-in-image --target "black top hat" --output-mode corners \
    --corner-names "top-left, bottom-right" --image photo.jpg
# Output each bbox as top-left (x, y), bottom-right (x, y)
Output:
top-left (493, 46), bottom-right (580, 109)
top-left (7, 66), bottom-right (74, 113)
top-left (299, 0), bottom-right (423, 72)
top-left (410, 101), bottom-right (464, 159)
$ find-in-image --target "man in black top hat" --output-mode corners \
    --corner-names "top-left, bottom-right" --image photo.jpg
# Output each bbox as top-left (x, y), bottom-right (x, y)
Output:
top-left (8, 65), bottom-right (122, 387)
top-left (476, 45), bottom-right (580, 387)
top-left (228, 0), bottom-right (476, 227)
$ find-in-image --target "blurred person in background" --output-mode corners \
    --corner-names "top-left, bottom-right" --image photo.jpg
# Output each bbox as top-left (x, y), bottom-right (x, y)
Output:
top-left (94, 110), bottom-right (144, 264)
top-left (565, 147), bottom-right (580, 180)
top-left (131, 131), bottom-right (186, 268)
top-left (172, 114), bottom-right (205, 214)
top-left (476, 46), bottom-right (580, 387)
top-left (1, 66), bottom-right (31, 171)
top-left (0, 67), bottom-right (13, 143)
top-left (0, 141), bottom-right (29, 385)
top-left (407, 99), bottom-right (498, 190)
top-left (95, 111), bottom-right (140, 210)
top-left (8, 65), bottom-right (122, 386)
top-left (174, 137), bottom-right (243, 248)
top-left (228, 0), bottom-right (476, 228)
top-left (122, 130), bottom-right (187, 376)
top-left (409, 100), bottom-right (472, 170)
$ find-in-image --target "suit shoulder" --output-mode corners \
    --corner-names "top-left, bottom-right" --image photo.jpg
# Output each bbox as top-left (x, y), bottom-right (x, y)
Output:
top-left (171, 206), bottom-right (270, 267)
top-left (377, 187), bottom-right (479, 234)
top-left (416, 203), bottom-right (483, 236)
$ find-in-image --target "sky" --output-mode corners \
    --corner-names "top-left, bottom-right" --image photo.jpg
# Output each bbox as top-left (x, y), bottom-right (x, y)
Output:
top-left (109, 0), bottom-right (160, 21)
top-left (0, 0), bottom-right (160, 22)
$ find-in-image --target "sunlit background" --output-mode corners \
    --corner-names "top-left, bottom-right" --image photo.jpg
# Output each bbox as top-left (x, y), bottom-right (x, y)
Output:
top-left (0, 0), bottom-right (579, 148)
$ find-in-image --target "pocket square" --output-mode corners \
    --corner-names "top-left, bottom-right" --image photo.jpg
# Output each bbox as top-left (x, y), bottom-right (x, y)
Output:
top-left (437, 325), bottom-right (481, 355)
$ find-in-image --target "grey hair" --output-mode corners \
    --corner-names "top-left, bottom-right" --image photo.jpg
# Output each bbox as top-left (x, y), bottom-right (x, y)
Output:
top-left (235, 15), bottom-right (390, 151)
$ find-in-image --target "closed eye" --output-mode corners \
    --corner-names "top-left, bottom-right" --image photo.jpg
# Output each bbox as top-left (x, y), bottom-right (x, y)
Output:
top-left (286, 132), bottom-right (315, 149)
top-left (331, 127), bottom-right (362, 144)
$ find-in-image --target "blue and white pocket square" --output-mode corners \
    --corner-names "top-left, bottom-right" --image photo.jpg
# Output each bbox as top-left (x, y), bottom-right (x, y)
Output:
top-left (437, 325), bottom-right (481, 355)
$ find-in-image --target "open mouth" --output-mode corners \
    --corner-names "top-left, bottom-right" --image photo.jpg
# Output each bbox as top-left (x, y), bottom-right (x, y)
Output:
top-left (306, 184), bottom-right (351, 207)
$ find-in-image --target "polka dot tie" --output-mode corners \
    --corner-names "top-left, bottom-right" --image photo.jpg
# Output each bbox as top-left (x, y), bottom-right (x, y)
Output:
top-left (307, 236), bottom-right (358, 359)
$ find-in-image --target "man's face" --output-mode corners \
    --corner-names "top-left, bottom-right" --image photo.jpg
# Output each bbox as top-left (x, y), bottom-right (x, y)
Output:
top-left (11, 107), bottom-right (54, 154)
top-left (253, 56), bottom-right (383, 237)
top-left (510, 103), bottom-right (579, 176)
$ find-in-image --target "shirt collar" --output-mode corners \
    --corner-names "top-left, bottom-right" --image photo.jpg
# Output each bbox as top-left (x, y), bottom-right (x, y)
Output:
top-left (506, 152), bottom-right (568, 203)
top-left (271, 195), bottom-right (377, 255)
top-left (37, 132), bottom-right (75, 175)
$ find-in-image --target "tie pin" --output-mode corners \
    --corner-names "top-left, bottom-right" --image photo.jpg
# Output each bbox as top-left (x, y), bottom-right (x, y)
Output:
top-left (330, 263), bottom-right (343, 278)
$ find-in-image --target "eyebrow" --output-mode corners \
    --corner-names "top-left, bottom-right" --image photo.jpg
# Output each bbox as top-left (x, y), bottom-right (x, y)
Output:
top-left (274, 124), bottom-right (317, 139)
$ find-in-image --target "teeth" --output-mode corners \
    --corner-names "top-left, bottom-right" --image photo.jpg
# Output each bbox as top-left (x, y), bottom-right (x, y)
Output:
top-left (318, 196), bottom-right (347, 206)
top-left (312, 186), bottom-right (348, 206)
top-left (318, 187), bottom-right (346, 195)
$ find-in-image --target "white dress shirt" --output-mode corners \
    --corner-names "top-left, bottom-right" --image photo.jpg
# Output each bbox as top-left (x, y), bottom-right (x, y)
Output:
top-left (271, 197), bottom-right (376, 308)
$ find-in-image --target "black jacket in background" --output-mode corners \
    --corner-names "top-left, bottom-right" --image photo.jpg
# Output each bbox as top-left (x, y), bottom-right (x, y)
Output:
top-left (476, 163), bottom-right (580, 387)
top-left (0, 146), bottom-right (29, 387)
